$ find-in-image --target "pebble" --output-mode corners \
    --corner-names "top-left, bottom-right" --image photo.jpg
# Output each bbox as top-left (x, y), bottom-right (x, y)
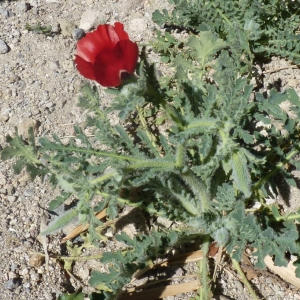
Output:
top-left (29, 253), bottom-right (45, 268)
top-left (0, 108), bottom-right (11, 122)
top-left (234, 280), bottom-right (244, 292)
top-left (49, 61), bottom-right (59, 70)
top-left (79, 9), bottom-right (100, 31)
top-left (0, 39), bottom-right (9, 54)
top-left (0, 8), bottom-right (12, 18)
top-left (271, 284), bottom-right (281, 292)
top-left (8, 271), bottom-right (18, 279)
top-left (30, 272), bottom-right (40, 281)
top-left (24, 188), bottom-right (35, 197)
top-left (58, 19), bottom-right (76, 36)
top-left (20, 268), bottom-right (29, 276)
top-left (17, 119), bottom-right (40, 138)
top-left (72, 28), bottom-right (85, 41)
top-left (7, 196), bottom-right (17, 203)
top-left (287, 79), bottom-right (298, 88)
top-left (4, 278), bottom-right (21, 290)
top-left (16, 2), bottom-right (30, 12)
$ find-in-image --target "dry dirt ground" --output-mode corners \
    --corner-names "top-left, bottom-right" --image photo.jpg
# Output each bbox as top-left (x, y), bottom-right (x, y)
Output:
top-left (2, 0), bottom-right (300, 300)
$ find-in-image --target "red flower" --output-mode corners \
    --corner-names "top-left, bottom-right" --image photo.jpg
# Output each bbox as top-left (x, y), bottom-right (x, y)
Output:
top-left (74, 22), bottom-right (139, 87)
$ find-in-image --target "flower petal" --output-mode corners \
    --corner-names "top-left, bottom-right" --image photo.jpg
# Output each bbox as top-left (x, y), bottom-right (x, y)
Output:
top-left (76, 24), bottom-right (120, 63)
top-left (74, 55), bottom-right (96, 80)
top-left (113, 22), bottom-right (129, 41)
top-left (93, 40), bottom-right (138, 87)
top-left (118, 40), bottom-right (139, 74)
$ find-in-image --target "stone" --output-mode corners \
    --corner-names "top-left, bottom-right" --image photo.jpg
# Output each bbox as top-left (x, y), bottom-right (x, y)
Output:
top-left (61, 59), bottom-right (74, 71)
top-left (29, 253), bottom-right (45, 268)
top-left (287, 79), bottom-right (298, 88)
top-left (30, 272), bottom-right (40, 281)
top-left (0, 107), bottom-right (11, 122)
top-left (58, 19), bottom-right (76, 36)
top-left (79, 9), bottom-right (100, 31)
top-left (24, 188), bottom-right (34, 197)
top-left (4, 278), bottom-right (21, 290)
top-left (0, 39), bottom-right (9, 54)
top-left (49, 61), bottom-right (59, 70)
top-left (18, 119), bottom-right (40, 139)
top-left (16, 2), bottom-right (30, 12)
top-left (20, 268), bottom-right (29, 276)
top-left (0, 8), bottom-right (13, 18)
top-left (72, 28), bottom-right (85, 41)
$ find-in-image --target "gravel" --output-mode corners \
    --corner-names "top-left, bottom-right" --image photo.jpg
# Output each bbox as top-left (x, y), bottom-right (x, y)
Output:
top-left (0, 39), bottom-right (9, 54)
top-left (1, 0), bottom-right (300, 299)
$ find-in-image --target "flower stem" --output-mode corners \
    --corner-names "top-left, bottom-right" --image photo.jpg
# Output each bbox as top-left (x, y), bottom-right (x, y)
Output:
top-left (199, 235), bottom-right (211, 300)
top-left (231, 258), bottom-right (259, 300)
top-left (253, 149), bottom-right (299, 190)
top-left (136, 105), bottom-right (159, 150)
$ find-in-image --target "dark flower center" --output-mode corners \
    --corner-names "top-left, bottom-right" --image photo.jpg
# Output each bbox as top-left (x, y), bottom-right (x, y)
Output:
top-left (120, 71), bottom-right (131, 80)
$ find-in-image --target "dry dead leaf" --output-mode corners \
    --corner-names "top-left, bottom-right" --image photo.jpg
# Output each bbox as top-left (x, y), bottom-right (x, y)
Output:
top-left (131, 250), bottom-right (203, 284)
top-left (121, 280), bottom-right (200, 300)
top-left (264, 255), bottom-right (300, 288)
top-left (61, 209), bottom-right (107, 243)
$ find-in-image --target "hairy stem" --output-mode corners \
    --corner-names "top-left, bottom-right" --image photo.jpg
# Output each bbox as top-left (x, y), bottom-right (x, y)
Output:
top-left (253, 149), bottom-right (299, 190)
top-left (200, 235), bottom-right (211, 300)
top-left (232, 258), bottom-right (259, 300)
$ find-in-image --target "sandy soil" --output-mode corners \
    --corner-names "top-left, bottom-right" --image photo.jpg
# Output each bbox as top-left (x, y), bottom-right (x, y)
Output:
top-left (1, 1), bottom-right (300, 299)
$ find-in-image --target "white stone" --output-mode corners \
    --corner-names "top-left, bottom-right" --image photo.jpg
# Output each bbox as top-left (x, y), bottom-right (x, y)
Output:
top-left (0, 39), bottom-right (9, 54)
top-left (79, 9), bottom-right (100, 31)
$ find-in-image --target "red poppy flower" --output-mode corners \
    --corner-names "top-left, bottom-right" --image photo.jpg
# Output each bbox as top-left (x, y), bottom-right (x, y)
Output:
top-left (74, 22), bottom-right (139, 87)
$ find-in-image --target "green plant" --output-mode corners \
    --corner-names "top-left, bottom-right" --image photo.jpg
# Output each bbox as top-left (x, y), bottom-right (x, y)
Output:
top-left (153, 0), bottom-right (300, 63)
top-left (25, 22), bottom-right (54, 36)
top-left (3, 1), bottom-right (300, 299)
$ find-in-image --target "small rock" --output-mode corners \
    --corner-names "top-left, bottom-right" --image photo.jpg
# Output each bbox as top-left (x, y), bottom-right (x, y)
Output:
top-left (58, 19), bottom-right (76, 36)
top-left (29, 253), bottom-right (45, 268)
top-left (4, 278), bottom-right (21, 290)
top-left (287, 79), bottom-right (298, 88)
top-left (8, 271), bottom-right (18, 279)
top-left (18, 119), bottom-right (40, 139)
top-left (0, 8), bottom-right (12, 18)
top-left (271, 284), bottom-right (280, 292)
top-left (157, 216), bottom-right (173, 228)
top-left (30, 272), bottom-right (40, 281)
top-left (18, 174), bottom-right (30, 186)
top-left (79, 9), bottom-right (100, 31)
top-left (16, 2), bottom-right (30, 12)
top-left (7, 196), bottom-right (17, 203)
top-left (77, 268), bottom-right (89, 282)
top-left (20, 268), bottom-right (29, 276)
top-left (49, 61), bottom-right (59, 70)
top-left (24, 188), bottom-right (34, 197)
top-left (0, 39), bottom-right (9, 54)
top-left (234, 280), bottom-right (244, 292)
top-left (0, 108), bottom-right (11, 122)
top-left (72, 28), bottom-right (85, 41)
top-left (61, 59), bottom-right (74, 71)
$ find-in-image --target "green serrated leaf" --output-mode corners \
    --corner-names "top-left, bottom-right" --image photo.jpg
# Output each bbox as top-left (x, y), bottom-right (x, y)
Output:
top-left (89, 269), bottom-right (118, 288)
top-left (57, 289), bottom-right (84, 300)
top-left (187, 31), bottom-right (227, 69)
top-left (49, 192), bottom-right (71, 210)
top-left (231, 151), bottom-right (251, 197)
